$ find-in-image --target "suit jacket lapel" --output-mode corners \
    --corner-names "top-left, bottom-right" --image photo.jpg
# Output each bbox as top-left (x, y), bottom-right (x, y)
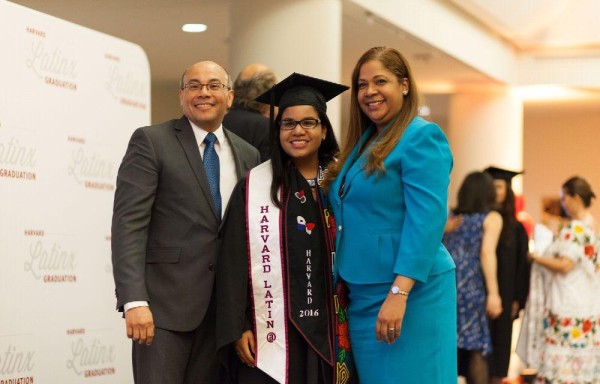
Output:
top-left (174, 116), bottom-right (219, 220)
top-left (221, 128), bottom-right (250, 228)
top-left (223, 128), bottom-right (245, 180)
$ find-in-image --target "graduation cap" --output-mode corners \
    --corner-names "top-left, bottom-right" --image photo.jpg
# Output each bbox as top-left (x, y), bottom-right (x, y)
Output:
top-left (484, 166), bottom-right (523, 185)
top-left (255, 72), bottom-right (349, 129)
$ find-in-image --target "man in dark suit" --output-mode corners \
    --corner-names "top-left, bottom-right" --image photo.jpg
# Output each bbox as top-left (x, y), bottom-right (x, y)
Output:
top-left (111, 60), bottom-right (260, 383)
top-left (223, 64), bottom-right (277, 162)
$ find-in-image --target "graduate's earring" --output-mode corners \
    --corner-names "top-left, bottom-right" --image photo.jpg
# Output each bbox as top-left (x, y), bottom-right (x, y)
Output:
top-left (402, 89), bottom-right (408, 96)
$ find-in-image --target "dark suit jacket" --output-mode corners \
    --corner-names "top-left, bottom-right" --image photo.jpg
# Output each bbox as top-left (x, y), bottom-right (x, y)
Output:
top-left (111, 116), bottom-right (260, 332)
top-left (223, 107), bottom-right (270, 162)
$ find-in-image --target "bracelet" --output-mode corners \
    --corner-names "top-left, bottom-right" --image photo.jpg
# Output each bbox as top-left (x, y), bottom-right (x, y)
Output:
top-left (390, 286), bottom-right (409, 296)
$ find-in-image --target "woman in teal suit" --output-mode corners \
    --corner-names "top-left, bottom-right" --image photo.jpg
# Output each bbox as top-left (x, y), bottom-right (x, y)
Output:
top-left (324, 46), bottom-right (457, 383)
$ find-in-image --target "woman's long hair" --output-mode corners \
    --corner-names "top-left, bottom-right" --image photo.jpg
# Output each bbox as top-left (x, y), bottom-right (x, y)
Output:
top-left (323, 46), bottom-right (419, 190)
top-left (454, 172), bottom-right (496, 215)
top-left (270, 106), bottom-right (339, 208)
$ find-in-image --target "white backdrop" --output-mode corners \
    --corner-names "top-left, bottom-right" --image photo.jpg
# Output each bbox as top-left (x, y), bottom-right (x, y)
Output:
top-left (0, 1), bottom-right (150, 382)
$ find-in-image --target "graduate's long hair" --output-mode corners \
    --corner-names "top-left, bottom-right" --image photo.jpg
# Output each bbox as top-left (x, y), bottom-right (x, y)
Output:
top-left (270, 106), bottom-right (339, 208)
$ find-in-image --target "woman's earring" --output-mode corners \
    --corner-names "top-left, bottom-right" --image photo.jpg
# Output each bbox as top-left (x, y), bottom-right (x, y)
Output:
top-left (403, 90), bottom-right (408, 95)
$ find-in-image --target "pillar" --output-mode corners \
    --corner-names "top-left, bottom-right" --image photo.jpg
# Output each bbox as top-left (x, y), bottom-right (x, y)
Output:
top-left (229, 0), bottom-right (344, 137)
top-left (447, 87), bottom-right (524, 206)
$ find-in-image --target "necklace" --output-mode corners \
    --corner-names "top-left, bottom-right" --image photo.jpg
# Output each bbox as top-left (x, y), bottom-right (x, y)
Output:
top-left (305, 166), bottom-right (324, 188)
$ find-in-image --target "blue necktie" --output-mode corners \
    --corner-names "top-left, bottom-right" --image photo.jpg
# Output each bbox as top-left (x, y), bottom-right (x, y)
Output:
top-left (203, 133), bottom-right (221, 221)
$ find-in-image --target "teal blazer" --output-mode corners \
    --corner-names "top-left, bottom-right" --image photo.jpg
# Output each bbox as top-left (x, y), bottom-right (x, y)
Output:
top-left (329, 117), bottom-right (455, 284)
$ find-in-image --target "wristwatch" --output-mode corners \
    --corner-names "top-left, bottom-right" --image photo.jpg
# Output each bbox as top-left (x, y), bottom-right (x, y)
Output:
top-left (390, 286), bottom-right (409, 297)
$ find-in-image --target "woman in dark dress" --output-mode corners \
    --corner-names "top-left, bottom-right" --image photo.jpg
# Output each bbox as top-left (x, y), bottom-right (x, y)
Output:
top-left (215, 73), bottom-right (352, 384)
top-left (483, 166), bottom-right (530, 384)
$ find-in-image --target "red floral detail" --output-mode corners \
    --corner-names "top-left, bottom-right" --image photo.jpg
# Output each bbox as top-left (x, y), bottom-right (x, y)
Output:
top-left (584, 244), bottom-right (595, 258)
top-left (582, 319), bottom-right (593, 333)
top-left (564, 233), bottom-right (571, 240)
top-left (561, 318), bottom-right (571, 327)
top-left (337, 321), bottom-right (351, 350)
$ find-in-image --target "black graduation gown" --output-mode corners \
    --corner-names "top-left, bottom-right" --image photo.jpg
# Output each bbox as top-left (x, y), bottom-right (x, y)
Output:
top-left (215, 179), bottom-right (333, 384)
top-left (488, 221), bottom-right (530, 377)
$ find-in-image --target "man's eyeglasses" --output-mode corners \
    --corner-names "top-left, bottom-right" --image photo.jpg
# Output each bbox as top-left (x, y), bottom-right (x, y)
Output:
top-left (279, 118), bottom-right (321, 130)
top-left (183, 82), bottom-right (229, 93)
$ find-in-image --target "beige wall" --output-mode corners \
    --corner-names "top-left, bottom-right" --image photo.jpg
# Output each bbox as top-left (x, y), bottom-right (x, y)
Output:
top-left (523, 100), bottom-right (600, 222)
top-left (151, 80), bottom-right (182, 124)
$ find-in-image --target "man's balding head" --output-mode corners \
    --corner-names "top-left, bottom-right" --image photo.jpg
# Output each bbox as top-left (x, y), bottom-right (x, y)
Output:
top-left (232, 65), bottom-right (277, 117)
top-left (238, 63), bottom-right (273, 80)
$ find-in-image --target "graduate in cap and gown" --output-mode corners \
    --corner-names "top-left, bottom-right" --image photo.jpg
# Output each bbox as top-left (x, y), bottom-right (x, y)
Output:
top-left (483, 166), bottom-right (530, 384)
top-left (216, 73), bottom-right (355, 384)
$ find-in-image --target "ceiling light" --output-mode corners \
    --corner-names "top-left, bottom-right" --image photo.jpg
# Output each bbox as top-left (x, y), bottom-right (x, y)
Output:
top-left (182, 24), bottom-right (207, 33)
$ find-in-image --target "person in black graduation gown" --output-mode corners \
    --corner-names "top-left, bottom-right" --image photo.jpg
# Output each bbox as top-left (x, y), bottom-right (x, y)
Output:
top-left (483, 166), bottom-right (530, 384)
top-left (216, 73), bottom-right (349, 384)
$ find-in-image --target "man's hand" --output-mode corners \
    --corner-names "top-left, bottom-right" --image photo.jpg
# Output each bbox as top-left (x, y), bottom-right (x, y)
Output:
top-left (125, 306), bottom-right (155, 346)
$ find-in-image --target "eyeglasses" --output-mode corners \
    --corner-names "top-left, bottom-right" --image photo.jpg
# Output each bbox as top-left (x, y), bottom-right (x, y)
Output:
top-left (279, 118), bottom-right (321, 130)
top-left (183, 82), bottom-right (229, 93)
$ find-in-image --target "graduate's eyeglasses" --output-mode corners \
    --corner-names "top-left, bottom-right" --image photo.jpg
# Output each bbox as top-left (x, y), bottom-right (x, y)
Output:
top-left (279, 119), bottom-right (321, 130)
top-left (183, 81), bottom-right (229, 93)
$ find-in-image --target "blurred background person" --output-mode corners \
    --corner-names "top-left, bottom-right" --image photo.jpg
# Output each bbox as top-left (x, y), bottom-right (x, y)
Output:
top-left (324, 46), bottom-right (456, 383)
top-left (443, 171), bottom-right (503, 384)
top-left (223, 63), bottom-right (277, 162)
top-left (521, 176), bottom-right (599, 384)
top-left (483, 166), bottom-right (530, 384)
top-left (540, 196), bottom-right (568, 237)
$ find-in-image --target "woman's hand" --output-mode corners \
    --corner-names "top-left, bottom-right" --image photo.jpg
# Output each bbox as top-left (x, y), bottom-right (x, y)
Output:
top-left (444, 215), bottom-right (463, 234)
top-left (234, 330), bottom-right (256, 367)
top-left (375, 293), bottom-right (408, 344)
top-left (486, 293), bottom-right (503, 319)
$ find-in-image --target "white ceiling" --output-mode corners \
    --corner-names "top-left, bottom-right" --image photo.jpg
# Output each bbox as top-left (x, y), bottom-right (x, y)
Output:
top-left (9, 0), bottom-right (600, 94)
top-left (448, 0), bottom-right (600, 52)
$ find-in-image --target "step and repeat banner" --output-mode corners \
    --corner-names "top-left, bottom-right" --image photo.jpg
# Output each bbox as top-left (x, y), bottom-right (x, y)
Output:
top-left (0, 1), bottom-right (150, 382)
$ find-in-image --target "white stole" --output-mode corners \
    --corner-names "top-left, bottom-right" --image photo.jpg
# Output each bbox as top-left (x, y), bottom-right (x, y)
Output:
top-left (246, 161), bottom-right (288, 383)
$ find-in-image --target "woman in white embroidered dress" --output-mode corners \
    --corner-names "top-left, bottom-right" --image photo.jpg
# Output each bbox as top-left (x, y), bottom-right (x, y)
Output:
top-left (527, 176), bottom-right (600, 383)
